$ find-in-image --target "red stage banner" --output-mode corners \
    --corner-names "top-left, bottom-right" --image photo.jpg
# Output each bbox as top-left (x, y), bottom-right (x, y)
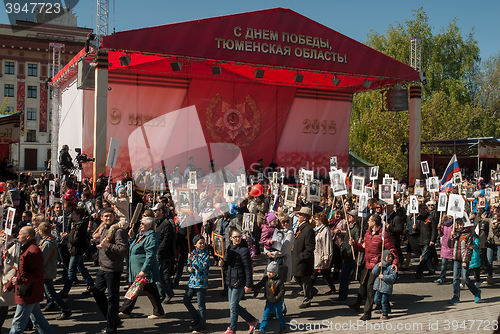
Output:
top-left (39, 83), bottom-right (47, 132)
top-left (17, 82), bottom-right (25, 131)
top-left (0, 112), bottom-right (21, 144)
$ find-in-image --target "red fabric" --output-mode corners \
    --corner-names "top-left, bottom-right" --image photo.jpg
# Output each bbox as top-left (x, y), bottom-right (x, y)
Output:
top-left (17, 82), bottom-right (25, 131)
top-left (103, 8), bottom-right (419, 84)
top-left (352, 226), bottom-right (399, 269)
top-left (39, 83), bottom-right (48, 132)
top-left (5, 239), bottom-right (45, 305)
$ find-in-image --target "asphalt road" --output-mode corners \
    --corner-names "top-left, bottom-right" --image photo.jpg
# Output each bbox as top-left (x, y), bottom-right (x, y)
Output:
top-left (4, 251), bottom-right (500, 334)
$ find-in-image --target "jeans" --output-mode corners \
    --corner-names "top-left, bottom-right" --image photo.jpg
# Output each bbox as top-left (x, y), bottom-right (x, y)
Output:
top-left (487, 245), bottom-right (500, 273)
top-left (57, 244), bottom-right (70, 278)
top-left (93, 270), bottom-right (122, 333)
top-left (338, 260), bottom-right (358, 301)
top-left (44, 279), bottom-right (69, 310)
top-left (416, 245), bottom-right (434, 276)
top-left (374, 291), bottom-right (390, 316)
top-left (228, 287), bottom-right (256, 332)
top-left (183, 287), bottom-right (207, 329)
top-left (259, 300), bottom-right (286, 333)
top-left (452, 260), bottom-right (479, 300)
top-left (157, 258), bottom-right (174, 299)
top-left (439, 258), bottom-right (451, 281)
top-left (9, 303), bottom-right (55, 334)
top-left (62, 255), bottom-right (94, 293)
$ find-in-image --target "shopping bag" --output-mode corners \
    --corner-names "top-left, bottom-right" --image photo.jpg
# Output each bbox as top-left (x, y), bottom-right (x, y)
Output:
top-left (124, 275), bottom-right (147, 300)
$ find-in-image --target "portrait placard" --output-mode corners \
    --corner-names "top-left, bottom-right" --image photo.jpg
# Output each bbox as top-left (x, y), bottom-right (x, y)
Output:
top-left (351, 176), bottom-right (364, 196)
top-left (414, 186), bottom-right (424, 198)
top-left (177, 189), bottom-right (192, 213)
top-left (447, 194), bottom-right (464, 217)
top-left (284, 186), bottom-right (298, 207)
top-left (409, 196), bottom-right (419, 214)
top-left (243, 213), bottom-right (255, 232)
top-left (379, 184), bottom-right (393, 205)
top-left (427, 177), bottom-right (439, 193)
top-left (329, 170), bottom-right (347, 197)
top-left (308, 180), bottom-right (321, 202)
top-left (437, 193), bottom-right (447, 212)
top-left (369, 166), bottom-right (379, 181)
top-left (421, 161), bottom-right (430, 175)
top-left (212, 233), bottom-right (224, 258)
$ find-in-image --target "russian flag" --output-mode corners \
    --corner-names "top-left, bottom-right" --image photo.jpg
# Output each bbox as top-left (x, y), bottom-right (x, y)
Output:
top-left (440, 154), bottom-right (460, 185)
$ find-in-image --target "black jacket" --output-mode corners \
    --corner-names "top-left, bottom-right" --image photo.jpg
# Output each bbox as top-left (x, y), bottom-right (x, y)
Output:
top-left (291, 221), bottom-right (315, 276)
top-left (224, 239), bottom-right (253, 288)
top-left (59, 150), bottom-right (73, 176)
top-left (388, 207), bottom-right (406, 237)
top-left (414, 212), bottom-right (437, 246)
top-left (253, 274), bottom-right (285, 304)
top-left (340, 221), bottom-right (361, 261)
top-left (157, 217), bottom-right (176, 260)
top-left (67, 219), bottom-right (88, 256)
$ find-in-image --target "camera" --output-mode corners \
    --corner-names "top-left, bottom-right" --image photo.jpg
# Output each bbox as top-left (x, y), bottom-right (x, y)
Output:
top-left (74, 148), bottom-right (95, 170)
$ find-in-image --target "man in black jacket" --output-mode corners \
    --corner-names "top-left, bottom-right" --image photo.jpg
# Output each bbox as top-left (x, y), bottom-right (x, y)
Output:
top-left (414, 203), bottom-right (438, 278)
top-left (59, 207), bottom-right (95, 298)
top-left (92, 208), bottom-right (128, 334)
top-left (292, 206), bottom-right (315, 308)
top-left (387, 202), bottom-right (406, 263)
top-left (154, 203), bottom-right (176, 303)
top-left (59, 145), bottom-right (74, 177)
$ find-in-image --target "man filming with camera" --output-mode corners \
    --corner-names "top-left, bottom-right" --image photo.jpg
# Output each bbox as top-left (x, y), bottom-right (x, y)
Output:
top-left (59, 145), bottom-right (74, 177)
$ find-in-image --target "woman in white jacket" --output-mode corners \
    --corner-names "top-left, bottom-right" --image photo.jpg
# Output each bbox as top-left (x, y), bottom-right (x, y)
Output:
top-left (312, 212), bottom-right (335, 294)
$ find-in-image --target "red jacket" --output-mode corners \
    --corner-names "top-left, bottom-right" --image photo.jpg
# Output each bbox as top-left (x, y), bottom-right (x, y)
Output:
top-left (352, 226), bottom-right (399, 269)
top-left (5, 239), bottom-right (45, 305)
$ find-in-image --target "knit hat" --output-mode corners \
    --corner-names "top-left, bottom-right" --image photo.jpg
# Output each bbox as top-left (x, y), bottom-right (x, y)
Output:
top-left (383, 250), bottom-right (393, 262)
top-left (267, 261), bottom-right (279, 274)
top-left (266, 212), bottom-right (277, 224)
top-left (116, 185), bottom-right (126, 195)
top-left (193, 234), bottom-right (204, 246)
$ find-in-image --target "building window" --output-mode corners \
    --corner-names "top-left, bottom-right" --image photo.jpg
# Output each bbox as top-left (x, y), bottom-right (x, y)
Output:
top-left (5, 106), bottom-right (14, 113)
top-left (28, 64), bottom-right (38, 76)
top-left (5, 61), bottom-right (14, 75)
top-left (49, 88), bottom-right (53, 99)
top-left (27, 86), bottom-right (37, 98)
top-left (26, 130), bottom-right (36, 142)
top-left (50, 65), bottom-right (53, 77)
top-left (4, 84), bottom-right (14, 97)
top-left (27, 108), bottom-right (37, 120)
top-left (49, 130), bottom-right (52, 142)
top-left (49, 108), bottom-right (52, 121)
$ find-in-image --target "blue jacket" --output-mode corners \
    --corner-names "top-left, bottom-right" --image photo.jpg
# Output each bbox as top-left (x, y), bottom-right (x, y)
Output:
top-left (469, 234), bottom-right (481, 269)
top-left (128, 229), bottom-right (161, 284)
top-left (186, 248), bottom-right (210, 289)
top-left (224, 239), bottom-right (253, 288)
top-left (372, 260), bottom-right (397, 294)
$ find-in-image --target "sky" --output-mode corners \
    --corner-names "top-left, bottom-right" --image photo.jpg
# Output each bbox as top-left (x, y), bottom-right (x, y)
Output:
top-left (1, 0), bottom-right (498, 61)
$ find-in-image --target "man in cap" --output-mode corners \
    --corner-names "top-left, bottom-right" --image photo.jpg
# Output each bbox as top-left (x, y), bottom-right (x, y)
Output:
top-left (154, 203), bottom-right (176, 303)
top-left (332, 209), bottom-right (361, 304)
top-left (292, 207), bottom-right (316, 308)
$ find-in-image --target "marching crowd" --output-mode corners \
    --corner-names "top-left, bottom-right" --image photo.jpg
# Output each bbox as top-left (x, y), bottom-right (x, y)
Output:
top-left (0, 153), bottom-right (498, 334)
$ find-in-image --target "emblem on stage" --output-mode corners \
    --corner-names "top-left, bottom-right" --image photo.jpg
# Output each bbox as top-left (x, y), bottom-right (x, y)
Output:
top-left (206, 93), bottom-right (260, 148)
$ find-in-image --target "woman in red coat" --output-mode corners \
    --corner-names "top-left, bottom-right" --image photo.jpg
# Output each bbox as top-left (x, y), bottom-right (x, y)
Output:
top-left (350, 214), bottom-right (399, 321)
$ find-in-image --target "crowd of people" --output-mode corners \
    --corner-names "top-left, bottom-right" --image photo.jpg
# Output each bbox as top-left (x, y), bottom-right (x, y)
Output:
top-left (0, 151), bottom-right (498, 334)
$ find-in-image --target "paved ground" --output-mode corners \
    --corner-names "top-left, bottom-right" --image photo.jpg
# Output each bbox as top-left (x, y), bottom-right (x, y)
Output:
top-left (4, 254), bottom-right (499, 334)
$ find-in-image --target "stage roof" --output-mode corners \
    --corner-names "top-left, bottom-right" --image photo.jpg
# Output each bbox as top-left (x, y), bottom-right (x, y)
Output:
top-left (53, 8), bottom-right (420, 92)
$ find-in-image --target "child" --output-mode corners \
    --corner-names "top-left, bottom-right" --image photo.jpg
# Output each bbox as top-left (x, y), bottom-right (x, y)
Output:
top-left (448, 218), bottom-right (481, 304)
top-left (218, 228), bottom-right (258, 334)
top-left (93, 185), bottom-right (130, 246)
top-left (184, 235), bottom-right (210, 334)
top-left (372, 250), bottom-right (397, 320)
top-left (252, 261), bottom-right (286, 334)
top-left (261, 212), bottom-right (279, 254)
top-left (469, 229), bottom-right (481, 288)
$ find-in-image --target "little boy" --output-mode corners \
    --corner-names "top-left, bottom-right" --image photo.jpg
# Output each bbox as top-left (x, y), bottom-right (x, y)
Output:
top-left (93, 185), bottom-right (130, 246)
top-left (252, 261), bottom-right (286, 334)
top-left (372, 250), bottom-right (397, 320)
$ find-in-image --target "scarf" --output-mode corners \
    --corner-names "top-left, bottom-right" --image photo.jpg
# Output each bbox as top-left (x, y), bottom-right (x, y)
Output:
top-left (443, 219), bottom-right (453, 227)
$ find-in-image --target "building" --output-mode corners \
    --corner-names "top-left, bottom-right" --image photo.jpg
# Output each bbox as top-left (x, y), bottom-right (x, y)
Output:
top-left (0, 12), bottom-right (91, 171)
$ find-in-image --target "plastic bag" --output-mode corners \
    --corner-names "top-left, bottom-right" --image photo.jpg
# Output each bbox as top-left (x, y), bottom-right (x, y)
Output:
top-left (124, 275), bottom-right (147, 300)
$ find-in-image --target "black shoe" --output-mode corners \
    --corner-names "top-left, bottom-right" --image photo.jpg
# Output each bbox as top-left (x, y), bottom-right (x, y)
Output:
top-left (163, 294), bottom-right (174, 304)
top-left (82, 286), bottom-right (94, 295)
top-left (348, 304), bottom-right (360, 312)
top-left (58, 290), bottom-right (68, 299)
top-left (56, 310), bottom-right (72, 320)
top-left (360, 313), bottom-right (371, 321)
top-left (298, 302), bottom-right (310, 309)
top-left (311, 287), bottom-right (319, 298)
top-left (189, 320), bottom-right (199, 331)
top-left (428, 270), bottom-right (436, 276)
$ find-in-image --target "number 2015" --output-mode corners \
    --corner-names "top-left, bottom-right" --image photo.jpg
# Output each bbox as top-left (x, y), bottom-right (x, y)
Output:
top-left (302, 119), bottom-right (336, 134)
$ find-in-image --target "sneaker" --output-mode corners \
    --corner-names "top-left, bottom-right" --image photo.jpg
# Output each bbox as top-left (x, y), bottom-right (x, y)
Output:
top-left (434, 279), bottom-right (444, 285)
top-left (222, 327), bottom-right (235, 334)
top-left (189, 321), bottom-right (200, 331)
top-left (330, 298), bottom-right (346, 304)
top-left (247, 319), bottom-right (259, 333)
top-left (359, 313), bottom-right (371, 321)
top-left (147, 314), bottom-right (164, 319)
top-left (82, 286), bottom-right (94, 295)
top-left (460, 283), bottom-right (466, 290)
top-left (163, 294), bottom-right (174, 304)
top-left (56, 310), bottom-right (72, 320)
top-left (475, 290), bottom-right (481, 303)
top-left (298, 302), bottom-right (310, 309)
top-left (118, 312), bottom-right (130, 319)
top-left (448, 297), bottom-right (459, 304)
top-left (192, 329), bottom-right (207, 334)
top-left (324, 288), bottom-right (335, 295)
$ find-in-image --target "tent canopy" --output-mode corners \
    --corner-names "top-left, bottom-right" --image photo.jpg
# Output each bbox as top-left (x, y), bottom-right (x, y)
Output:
top-left (54, 8), bottom-right (420, 91)
top-left (349, 150), bottom-right (374, 167)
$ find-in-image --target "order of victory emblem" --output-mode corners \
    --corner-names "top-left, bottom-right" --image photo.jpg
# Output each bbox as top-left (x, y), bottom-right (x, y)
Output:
top-left (206, 93), bottom-right (260, 148)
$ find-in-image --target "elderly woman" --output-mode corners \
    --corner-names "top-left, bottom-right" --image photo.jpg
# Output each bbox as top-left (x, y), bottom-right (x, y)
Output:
top-left (119, 216), bottom-right (164, 319)
top-left (312, 212), bottom-right (335, 294)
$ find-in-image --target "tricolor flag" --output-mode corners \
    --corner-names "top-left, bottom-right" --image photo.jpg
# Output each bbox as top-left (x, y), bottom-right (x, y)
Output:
top-left (440, 154), bottom-right (460, 185)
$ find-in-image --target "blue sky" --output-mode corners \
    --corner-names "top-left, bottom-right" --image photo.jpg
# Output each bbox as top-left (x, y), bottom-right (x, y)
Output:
top-left (1, 0), bottom-right (498, 61)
